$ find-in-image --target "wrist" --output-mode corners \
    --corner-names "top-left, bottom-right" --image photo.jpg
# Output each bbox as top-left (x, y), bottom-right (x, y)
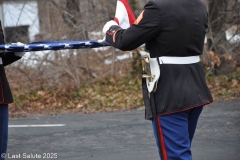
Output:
top-left (102, 20), bottom-right (119, 34)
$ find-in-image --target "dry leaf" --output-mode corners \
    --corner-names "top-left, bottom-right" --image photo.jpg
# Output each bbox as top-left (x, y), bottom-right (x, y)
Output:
top-left (231, 79), bottom-right (238, 88)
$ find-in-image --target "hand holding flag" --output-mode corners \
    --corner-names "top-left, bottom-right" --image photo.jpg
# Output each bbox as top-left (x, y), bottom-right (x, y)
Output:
top-left (102, 0), bottom-right (136, 33)
top-left (101, 0), bottom-right (136, 43)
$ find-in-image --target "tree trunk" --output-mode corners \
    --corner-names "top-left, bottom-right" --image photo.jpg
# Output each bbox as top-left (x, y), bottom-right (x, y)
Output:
top-left (207, 0), bottom-right (238, 75)
top-left (207, 0), bottom-right (229, 55)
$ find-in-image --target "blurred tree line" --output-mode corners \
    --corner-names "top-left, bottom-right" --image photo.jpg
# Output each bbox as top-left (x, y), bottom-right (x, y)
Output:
top-left (207, 0), bottom-right (240, 74)
top-left (4, 0), bottom-right (240, 86)
top-left (2, 0), bottom-right (239, 116)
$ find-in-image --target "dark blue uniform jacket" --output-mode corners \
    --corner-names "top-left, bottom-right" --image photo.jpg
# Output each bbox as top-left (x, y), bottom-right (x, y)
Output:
top-left (105, 0), bottom-right (213, 118)
top-left (0, 21), bottom-right (21, 104)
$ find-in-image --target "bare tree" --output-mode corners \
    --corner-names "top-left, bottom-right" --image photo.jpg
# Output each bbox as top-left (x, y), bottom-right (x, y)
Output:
top-left (4, 0), bottom-right (240, 92)
top-left (206, 0), bottom-right (240, 74)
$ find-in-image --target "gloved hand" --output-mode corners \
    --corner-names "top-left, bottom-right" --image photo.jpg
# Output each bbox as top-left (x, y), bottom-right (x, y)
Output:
top-left (12, 42), bottom-right (25, 57)
top-left (98, 36), bottom-right (106, 44)
top-left (100, 20), bottom-right (118, 44)
top-left (102, 20), bottom-right (118, 34)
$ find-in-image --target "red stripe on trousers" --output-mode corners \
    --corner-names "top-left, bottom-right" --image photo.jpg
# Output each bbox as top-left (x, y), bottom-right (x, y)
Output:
top-left (157, 117), bottom-right (168, 160)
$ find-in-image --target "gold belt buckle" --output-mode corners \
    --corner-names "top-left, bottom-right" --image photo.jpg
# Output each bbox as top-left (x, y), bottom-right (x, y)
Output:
top-left (142, 55), bottom-right (155, 86)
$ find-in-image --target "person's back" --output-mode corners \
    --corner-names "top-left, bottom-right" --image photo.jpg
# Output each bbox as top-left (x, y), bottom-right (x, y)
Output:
top-left (146, 0), bottom-right (208, 57)
top-left (132, 0), bottom-right (212, 115)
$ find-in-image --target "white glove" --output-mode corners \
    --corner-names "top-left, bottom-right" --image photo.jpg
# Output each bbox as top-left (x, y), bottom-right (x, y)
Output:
top-left (98, 36), bottom-right (107, 44)
top-left (102, 20), bottom-right (118, 34)
top-left (12, 42), bottom-right (25, 57)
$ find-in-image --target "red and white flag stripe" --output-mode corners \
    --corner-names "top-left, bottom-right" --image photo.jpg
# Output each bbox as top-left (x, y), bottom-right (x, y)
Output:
top-left (114, 0), bottom-right (136, 29)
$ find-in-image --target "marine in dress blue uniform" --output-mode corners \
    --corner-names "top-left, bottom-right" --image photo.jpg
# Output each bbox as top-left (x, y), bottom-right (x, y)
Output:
top-left (0, 20), bottom-right (24, 160)
top-left (102, 0), bottom-right (213, 159)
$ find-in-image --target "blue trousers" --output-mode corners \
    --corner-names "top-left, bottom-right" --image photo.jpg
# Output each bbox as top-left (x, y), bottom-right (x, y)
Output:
top-left (0, 104), bottom-right (8, 160)
top-left (152, 106), bottom-right (203, 160)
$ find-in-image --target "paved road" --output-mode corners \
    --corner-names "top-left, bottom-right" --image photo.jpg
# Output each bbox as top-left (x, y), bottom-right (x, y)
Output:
top-left (6, 100), bottom-right (240, 160)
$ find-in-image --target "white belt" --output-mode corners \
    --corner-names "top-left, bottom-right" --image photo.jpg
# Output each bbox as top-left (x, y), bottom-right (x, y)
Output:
top-left (0, 57), bottom-right (2, 64)
top-left (146, 56), bottom-right (200, 92)
top-left (158, 56), bottom-right (200, 64)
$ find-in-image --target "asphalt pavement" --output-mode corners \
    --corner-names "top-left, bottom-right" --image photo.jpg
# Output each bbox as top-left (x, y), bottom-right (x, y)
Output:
top-left (5, 99), bottom-right (240, 160)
